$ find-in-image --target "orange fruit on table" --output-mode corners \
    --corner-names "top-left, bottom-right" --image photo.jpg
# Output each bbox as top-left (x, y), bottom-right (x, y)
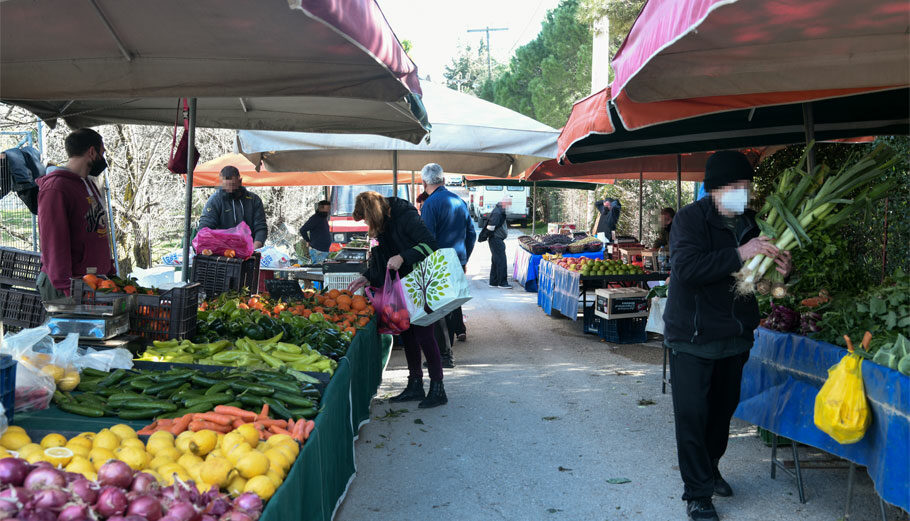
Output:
top-left (224, 250), bottom-right (236, 258)
top-left (124, 285), bottom-right (137, 294)
top-left (327, 289), bottom-right (341, 299)
top-left (324, 299), bottom-right (336, 308)
top-left (83, 274), bottom-right (101, 290)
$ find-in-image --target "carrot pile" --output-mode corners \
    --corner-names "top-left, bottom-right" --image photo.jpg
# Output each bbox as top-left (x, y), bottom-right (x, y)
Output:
top-left (137, 404), bottom-right (316, 443)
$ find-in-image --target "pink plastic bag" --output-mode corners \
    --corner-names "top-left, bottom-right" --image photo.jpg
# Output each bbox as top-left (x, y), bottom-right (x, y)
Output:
top-left (364, 269), bottom-right (411, 335)
top-left (192, 221), bottom-right (255, 259)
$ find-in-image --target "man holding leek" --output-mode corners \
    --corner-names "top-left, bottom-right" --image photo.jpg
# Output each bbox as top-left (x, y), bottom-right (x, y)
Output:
top-left (663, 151), bottom-right (791, 521)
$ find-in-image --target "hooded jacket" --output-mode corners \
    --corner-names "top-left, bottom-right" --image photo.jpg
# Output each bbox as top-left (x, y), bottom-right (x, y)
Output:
top-left (36, 168), bottom-right (114, 293)
top-left (662, 196), bottom-right (761, 346)
top-left (363, 197), bottom-right (438, 287)
top-left (198, 187), bottom-right (268, 244)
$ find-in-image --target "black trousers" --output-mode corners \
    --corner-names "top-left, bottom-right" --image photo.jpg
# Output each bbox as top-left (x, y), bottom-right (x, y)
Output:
top-left (434, 320), bottom-right (452, 360)
top-left (446, 307), bottom-right (465, 338)
top-left (669, 349), bottom-right (750, 501)
top-left (488, 237), bottom-right (507, 286)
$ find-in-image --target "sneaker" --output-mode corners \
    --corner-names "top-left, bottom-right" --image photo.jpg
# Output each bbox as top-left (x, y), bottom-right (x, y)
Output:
top-left (686, 498), bottom-right (719, 521)
top-left (714, 477), bottom-right (733, 498)
top-left (488, 282), bottom-right (498, 288)
top-left (457, 333), bottom-right (467, 342)
top-left (497, 284), bottom-right (512, 289)
top-left (441, 356), bottom-right (455, 369)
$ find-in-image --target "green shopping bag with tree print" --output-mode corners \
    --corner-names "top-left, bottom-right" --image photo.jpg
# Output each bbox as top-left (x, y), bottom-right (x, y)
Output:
top-left (402, 246), bottom-right (472, 326)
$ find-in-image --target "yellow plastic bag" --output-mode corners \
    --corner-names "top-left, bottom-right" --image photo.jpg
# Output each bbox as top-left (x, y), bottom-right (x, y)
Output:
top-left (813, 334), bottom-right (872, 444)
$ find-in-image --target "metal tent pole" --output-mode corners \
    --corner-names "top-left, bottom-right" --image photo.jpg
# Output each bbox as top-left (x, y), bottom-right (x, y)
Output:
top-left (676, 154), bottom-right (682, 210)
top-left (392, 150), bottom-right (398, 196)
top-left (802, 102), bottom-right (817, 173)
top-left (180, 98), bottom-right (197, 282)
top-left (410, 170), bottom-right (415, 202)
top-left (104, 175), bottom-right (120, 276)
top-left (532, 181), bottom-right (537, 235)
top-left (638, 171), bottom-right (643, 241)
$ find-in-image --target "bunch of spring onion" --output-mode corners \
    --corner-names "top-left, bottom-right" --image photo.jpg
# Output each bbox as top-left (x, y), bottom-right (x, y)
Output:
top-left (738, 143), bottom-right (898, 295)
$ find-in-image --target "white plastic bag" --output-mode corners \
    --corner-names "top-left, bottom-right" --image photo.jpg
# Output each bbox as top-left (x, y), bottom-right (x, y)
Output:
top-left (646, 297), bottom-right (666, 334)
top-left (258, 246), bottom-right (290, 268)
top-left (0, 403), bottom-right (7, 436)
top-left (75, 347), bottom-right (133, 372)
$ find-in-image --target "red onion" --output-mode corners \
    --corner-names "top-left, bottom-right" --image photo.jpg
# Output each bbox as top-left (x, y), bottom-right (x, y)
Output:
top-left (19, 507), bottom-right (56, 521)
top-left (127, 495), bottom-right (163, 521)
top-left (107, 516), bottom-right (148, 521)
top-left (162, 501), bottom-right (197, 521)
top-left (161, 517), bottom-right (184, 521)
top-left (130, 473), bottom-right (159, 495)
top-left (232, 493), bottom-right (262, 517)
top-left (203, 497), bottom-right (231, 517)
top-left (23, 467), bottom-right (66, 490)
top-left (32, 461), bottom-right (54, 470)
top-left (68, 478), bottom-right (99, 505)
top-left (0, 457), bottom-right (31, 487)
top-left (98, 460), bottom-right (134, 489)
top-left (0, 494), bottom-right (20, 516)
top-left (95, 486), bottom-right (128, 517)
top-left (57, 503), bottom-right (91, 521)
top-left (30, 488), bottom-right (68, 511)
top-left (218, 512), bottom-right (254, 521)
top-left (199, 516), bottom-right (217, 521)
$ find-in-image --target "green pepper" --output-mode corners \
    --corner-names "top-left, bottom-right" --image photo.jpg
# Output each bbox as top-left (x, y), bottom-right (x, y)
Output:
top-left (244, 324), bottom-right (266, 340)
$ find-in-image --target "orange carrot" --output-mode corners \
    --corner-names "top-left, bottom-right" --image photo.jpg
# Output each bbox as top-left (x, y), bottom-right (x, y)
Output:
top-left (193, 412), bottom-right (235, 426)
top-left (303, 420), bottom-right (315, 439)
top-left (169, 415), bottom-right (192, 435)
top-left (257, 404), bottom-right (269, 420)
top-left (287, 419), bottom-right (296, 432)
top-left (232, 418), bottom-right (246, 429)
top-left (268, 425), bottom-right (293, 436)
top-left (256, 418), bottom-right (286, 428)
top-left (214, 405), bottom-right (257, 422)
top-left (189, 420), bottom-right (232, 433)
top-left (291, 420), bottom-right (305, 442)
top-left (137, 421), bottom-right (157, 435)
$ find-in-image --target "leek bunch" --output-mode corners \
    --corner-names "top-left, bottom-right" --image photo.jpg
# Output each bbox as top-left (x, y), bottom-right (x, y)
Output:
top-left (738, 144), bottom-right (898, 294)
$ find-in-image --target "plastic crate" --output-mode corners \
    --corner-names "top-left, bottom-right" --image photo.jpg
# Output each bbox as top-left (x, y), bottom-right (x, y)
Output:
top-left (758, 427), bottom-right (791, 447)
top-left (71, 279), bottom-right (200, 341)
top-left (1, 354), bottom-right (16, 424)
top-left (0, 247), bottom-right (41, 289)
top-left (600, 317), bottom-right (648, 344)
top-left (583, 305), bottom-right (602, 335)
top-left (0, 288), bottom-right (46, 329)
top-left (323, 272), bottom-right (361, 292)
top-left (192, 252), bottom-right (261, 298)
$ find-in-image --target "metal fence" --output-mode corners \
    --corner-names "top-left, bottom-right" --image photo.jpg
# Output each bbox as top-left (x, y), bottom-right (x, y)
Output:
top-left (0, 129), bottom-right (40, 252)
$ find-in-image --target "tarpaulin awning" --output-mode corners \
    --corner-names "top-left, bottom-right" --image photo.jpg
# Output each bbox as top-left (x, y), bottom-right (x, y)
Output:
top-left (0, 0), bottom-right (429, 143)
top-left (466, 178), bottom-right (601, 190)
top-left (736, 329), bottom-right (909, 511)
top-left (238, 82), bottom-right (560, 177)
top-left (525, 154), bottom-right (710, 182)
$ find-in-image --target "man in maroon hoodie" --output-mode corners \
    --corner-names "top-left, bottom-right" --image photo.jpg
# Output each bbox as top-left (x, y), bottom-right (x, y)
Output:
top-left (36, 128), bottom-right (115, 300)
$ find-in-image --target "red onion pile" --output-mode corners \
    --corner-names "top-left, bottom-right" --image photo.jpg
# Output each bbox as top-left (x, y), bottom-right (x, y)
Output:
top-left (0, 457), bottom-right (264, 521)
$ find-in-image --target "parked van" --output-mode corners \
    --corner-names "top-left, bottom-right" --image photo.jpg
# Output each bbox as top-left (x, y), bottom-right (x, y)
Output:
top-left (328, 184), bottom-right (410, 250)
top-left (472, 185), bottom-right (530, 226)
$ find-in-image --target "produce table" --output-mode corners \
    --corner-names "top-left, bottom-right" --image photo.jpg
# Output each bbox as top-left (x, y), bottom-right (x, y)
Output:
top-left (735, 328), bottom-right (909, 511)
top-left (513, 247), bottom-right (604, 292)
top-left (537, 260), bottom-right (668, 320)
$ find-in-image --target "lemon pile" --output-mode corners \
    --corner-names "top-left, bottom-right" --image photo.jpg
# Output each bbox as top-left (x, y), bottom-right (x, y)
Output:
top-left (0, 423), bottom-right (297, 502)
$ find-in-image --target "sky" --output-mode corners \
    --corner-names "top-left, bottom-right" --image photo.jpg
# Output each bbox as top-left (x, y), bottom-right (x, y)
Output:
top-left (377, 0), bottom-right (564, 83)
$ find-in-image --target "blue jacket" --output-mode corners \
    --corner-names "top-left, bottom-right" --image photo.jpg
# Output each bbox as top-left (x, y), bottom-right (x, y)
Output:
top-left (299, 212), bottom-right (331, 252)
top-left (420, 186), bottom-right (476, 266)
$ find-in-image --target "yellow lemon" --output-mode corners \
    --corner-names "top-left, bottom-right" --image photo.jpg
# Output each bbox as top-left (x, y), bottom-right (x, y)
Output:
top-left (175, 431), bottom-right (194, 453)
top-left (158, 464), bottom-right (189, 486)
top-left (0, 431), bottom-right (31, 450)
top-left (76, 432), bottom-right (96, 443)
top-left (144, 469), bottom-right (163, 482)
top-left (200, 457), bottom-right (234, 487)
top-left (58, 370), bottom-right (80, 391)
top-left (40, 433), bottom-right (67, 449)
top-left (221, 432), bottom-right (246, 453)
top-left (0, 447), bottom-right (10, 458)
top-left (227, 474), bottom-right (247, 497)
top-left (65, 456), bottom-right (95, 476)
top-left (177, 452), bottom-right (204, 472)
top-left (225, 442), bottom-right (252, 466)
top-left (207, 449), bottom-right (224, 461)
top-left (149, 456), bottom-right (174, 470)
top-left (115, 446), bottom-right (149, 471)
top-left (265, 469), bottom-right (283, 488)
top-left (244, 475), bottom-right (276, 501)
top-left (65, 443), bottom-right (90, 459)
top-left (148, 430), bottom-right (175, 445)
top-left (264, 448), bottom-right (291, 474)
top-left (155, 446), bottom-right (182, 462)
top-left (275, 442), bottom-right (299, 462)
top-left (235, 451), bottom-right (270, 479)
top-left (40, 364), bottom-right (65, 383)
top-left (189, 430), bottom-right (217, 457)
top-left (17, 443), bottom-right (44, 460)
top-left (89, 448), bottom-right (117, 471)
top-left (146, 437), bottom-right (174, 456)
top-left (93, 429), bottom-right (120, 451)
top-left (66, 436), bottom-right (93, 450)
top-left (216, 433), bottom-right (225, 448)
top-left (109, 424), bottom-right (138, 441)
top-left (43, 447), bottom-right (73, 467)
top-left (25, 451), bottom-right (47, 464)
top-left (119, 438), bottom-right (146, 451)
top-left (236, 424), bottom-right (259, 447)
top-left (256, 441), bottom-right (268, 451)
top-left (4, 426), bottom-right (25, 435)
top-left (266, 434), bottom-right (294, 447)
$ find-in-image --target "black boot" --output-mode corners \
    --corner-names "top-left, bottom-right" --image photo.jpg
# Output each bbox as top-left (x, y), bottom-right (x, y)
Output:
top-left (686, 498), bottom-right (719, 521)
top-left (390, 377), bottom-right (425, 402)
top-left (418, 379), bottom-right (448, 408)
top-left (713, 460), bottom-right (733, 497)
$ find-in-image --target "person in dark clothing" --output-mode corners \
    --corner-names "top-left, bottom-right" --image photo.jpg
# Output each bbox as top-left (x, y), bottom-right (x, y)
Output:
top-left (485, 197), bottom-right (510, 288)
top-left (663, 151), bottom-right (791, 521)
top-left (594, 198), bottom-right (622, 239)
top-left (198, 166), bottom-right (268, 248)
top-left (653, 207), bottom-right (676, 249)
top-left (300, 200), bottom-right (332, 264)
top-left (348, 192), bottom-right (448, 409)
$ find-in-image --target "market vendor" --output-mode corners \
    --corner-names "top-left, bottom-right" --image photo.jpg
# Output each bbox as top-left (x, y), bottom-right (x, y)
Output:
top-left (198, 166), bottom-right (268, 248)
top-left (36, 128), bottom-right (116, 300)
top-left (594, 197), bottom-right (621, 241)
top-left (299, 200), bottom-right (331, 264)
top-left (653, 207), bottom-right (675, 249)
top-left (663, 150), bottom-right (791, 521)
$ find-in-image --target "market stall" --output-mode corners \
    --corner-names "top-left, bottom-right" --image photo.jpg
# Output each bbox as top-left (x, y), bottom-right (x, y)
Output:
top-left (513, 247), bottom-right (603, 292)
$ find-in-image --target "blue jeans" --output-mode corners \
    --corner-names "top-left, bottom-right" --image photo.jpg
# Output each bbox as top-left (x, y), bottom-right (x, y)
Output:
top-left (309, 248), bottom-right (330, 264)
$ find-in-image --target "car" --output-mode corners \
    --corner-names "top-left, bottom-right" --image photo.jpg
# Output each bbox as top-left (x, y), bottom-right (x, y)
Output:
top-left (471, 185), bottom-right (530, 226)
top-left (327, 184), bottom-right (411, 250)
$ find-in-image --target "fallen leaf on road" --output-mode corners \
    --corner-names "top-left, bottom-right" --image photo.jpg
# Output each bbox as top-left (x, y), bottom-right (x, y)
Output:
top-left (637, 399), bottom-right (656, 406)
top-left (558, 466), bottom-right (573, 472)
top-left (542, 416), bottom-right (560, 421)
top-left (546, 508), bottom-right (562, 514)
top-left (607, 478), bottom-right (631, 484)
top-left (414, 418), bottom-right (424, 424)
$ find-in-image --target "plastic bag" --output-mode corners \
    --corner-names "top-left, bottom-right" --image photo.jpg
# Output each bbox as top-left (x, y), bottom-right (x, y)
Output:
top-left (2, 327), bottom-right (75, 406)
top-left (13, 361), bottom-right (54, 412)
top-left (259, 246), bottom-right (290, 268)
top-left (365, 269), bottom-right (411, 335)
top-left (75, 347), bottom-right (133, 372)
top-left (814, 340), bottom-right (871, 444)
top-left (0, 403), bottom-right (7, 436)
top-left (192, 221), bottom-right (255, 259)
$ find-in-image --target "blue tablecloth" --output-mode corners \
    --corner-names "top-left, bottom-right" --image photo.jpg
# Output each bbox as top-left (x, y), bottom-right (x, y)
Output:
top-left (513, 247), bottom-right (603, 292)
top-left (735, 329), bottom-right (909, 511)
top-left (537, 260), bottom-right (581, 319)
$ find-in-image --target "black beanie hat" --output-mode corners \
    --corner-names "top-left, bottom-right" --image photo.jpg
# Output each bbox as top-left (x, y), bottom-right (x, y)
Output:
top-left (703, 151), bottom-right (754, 191)
top-left (220, 165), bottom-right (240, 178)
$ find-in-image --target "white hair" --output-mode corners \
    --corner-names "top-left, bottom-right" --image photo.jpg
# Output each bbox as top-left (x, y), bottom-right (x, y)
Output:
top-left (421, 163), bottom-right (445, 185)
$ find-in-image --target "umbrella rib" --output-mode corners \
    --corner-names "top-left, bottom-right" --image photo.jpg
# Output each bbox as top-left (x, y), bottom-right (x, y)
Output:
top-left (239, 98), bottom-right (249, 113)
top-left (88, 0), bottom-right (133, 62)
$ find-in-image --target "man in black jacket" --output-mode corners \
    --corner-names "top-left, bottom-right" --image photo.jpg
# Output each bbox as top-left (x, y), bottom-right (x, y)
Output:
top-left (594, 198), bottom-right (621, 240)
top-left (198, 166), bottom-right (268, 248)
top-left (663, 151), bottom-right (790, 521)
top-left (485, 197), bottom-right (510, 288)
top-left (299, 200), bottom-right (332, 264)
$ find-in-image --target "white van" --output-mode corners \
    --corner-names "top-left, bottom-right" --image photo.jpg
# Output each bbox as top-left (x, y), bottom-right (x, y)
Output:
top-left (472, 185), bottom-right (530, 226)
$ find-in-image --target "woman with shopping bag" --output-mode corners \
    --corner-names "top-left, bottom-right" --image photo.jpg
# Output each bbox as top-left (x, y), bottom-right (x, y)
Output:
top-left (347, 191), bottom-right (448, 409)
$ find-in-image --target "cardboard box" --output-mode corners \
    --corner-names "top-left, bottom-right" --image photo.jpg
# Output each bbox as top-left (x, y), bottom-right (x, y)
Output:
top-left (594, 287), bottom-right (650, 319)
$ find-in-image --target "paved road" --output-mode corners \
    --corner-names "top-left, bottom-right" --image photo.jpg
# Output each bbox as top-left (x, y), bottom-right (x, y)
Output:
top-left (336, 234), bottom-right (899, 521)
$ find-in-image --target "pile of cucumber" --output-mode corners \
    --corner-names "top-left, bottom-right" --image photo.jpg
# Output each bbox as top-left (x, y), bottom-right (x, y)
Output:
top-left (53, 367), bottom-right (321, 421)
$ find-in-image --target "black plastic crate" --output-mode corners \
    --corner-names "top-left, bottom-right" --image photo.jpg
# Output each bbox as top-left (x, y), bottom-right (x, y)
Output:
top-left (1, 354), bottom-right (15, 423)
top-left (600, 317), bottom-right (647, 344)
top-left (583, 305), bottom-right (602, 335)
top-left (192, 252), bottom-right (260, 298)
top-left (0, 287), bottom-right (46, 329)
top-left (0, 247), bottom-right (41, 289)
top-left (758, 427), bottom-right (792, 447)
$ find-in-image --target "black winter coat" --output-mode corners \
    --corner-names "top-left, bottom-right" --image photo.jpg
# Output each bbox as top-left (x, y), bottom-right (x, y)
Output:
top-left (363, 197), bottom-right (438, 287)
top-left (662, 196), bottom-right (761, 345)
top-left (487, 203), bottom-right (508, 240)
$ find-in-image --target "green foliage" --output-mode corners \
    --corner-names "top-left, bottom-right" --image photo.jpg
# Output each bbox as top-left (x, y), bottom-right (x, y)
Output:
top-left (443, 40), bottom-right (502, 95)
top-left (788, 230), bottom-right (871, 299)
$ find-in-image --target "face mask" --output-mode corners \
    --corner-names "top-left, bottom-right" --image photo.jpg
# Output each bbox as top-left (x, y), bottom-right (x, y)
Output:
top-left (720, 188), bottom-right (749, 215)
top-left (88, 155), bottom-right (107, 177)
